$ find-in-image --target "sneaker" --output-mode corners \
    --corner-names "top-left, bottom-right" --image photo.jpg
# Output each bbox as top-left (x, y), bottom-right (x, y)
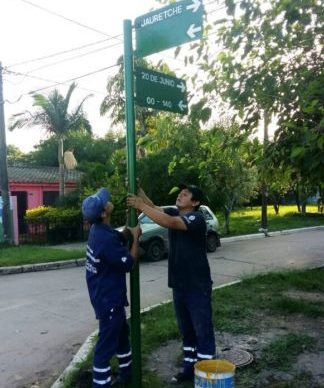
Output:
top-left (170, 372), bottom-right (194, 385)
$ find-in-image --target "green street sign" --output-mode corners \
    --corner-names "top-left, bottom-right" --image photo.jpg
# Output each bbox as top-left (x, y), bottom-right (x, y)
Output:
top-left (135, 67), bottom-right (188, 114)
top-left (135, 0), bottom-right (204, 58)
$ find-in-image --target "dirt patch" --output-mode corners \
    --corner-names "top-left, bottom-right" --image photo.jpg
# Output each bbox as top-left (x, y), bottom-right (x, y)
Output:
top-left (147, 315), bottom-right (324, 387)
top-left (283, 290), bottom-right (324, 303)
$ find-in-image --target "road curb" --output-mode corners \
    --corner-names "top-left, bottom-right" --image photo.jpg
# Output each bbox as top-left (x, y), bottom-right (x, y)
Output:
top-left (220, 225), bottom-right (324, 243)
top-left (1, 225), bottom-right (323, 276)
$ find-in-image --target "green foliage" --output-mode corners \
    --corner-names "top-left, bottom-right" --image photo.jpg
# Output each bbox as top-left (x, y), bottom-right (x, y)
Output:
top-left (166, 121), bottom-right (259, 233)
top-left (9, 83), bottom-right (91, 136)
top-left (7, 145), bottom-right (28, 165)
top-left (9, 83), bottom-right (92, 199)
top-left (25, 206), bottom-right (81, 226)
top-left (191, 0), bottom-right (323, 190)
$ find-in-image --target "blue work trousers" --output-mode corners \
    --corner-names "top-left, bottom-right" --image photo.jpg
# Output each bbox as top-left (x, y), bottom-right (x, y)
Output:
top-left (173, 288), bottom-right (216, 377)
top-left (92, 307), bottom-right (131, 388)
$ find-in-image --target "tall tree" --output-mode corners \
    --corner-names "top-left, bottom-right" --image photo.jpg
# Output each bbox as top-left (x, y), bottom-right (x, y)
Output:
top-left (100, 56), bottom-right (182, 156)
top-left (188, 0), bottom-right (323, 218)
top-left (9, 83), bottom-right (91, 198)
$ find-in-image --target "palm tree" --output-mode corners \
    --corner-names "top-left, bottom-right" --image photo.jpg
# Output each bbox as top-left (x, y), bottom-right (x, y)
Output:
top-left (9, 83), bottom-right (92, 198)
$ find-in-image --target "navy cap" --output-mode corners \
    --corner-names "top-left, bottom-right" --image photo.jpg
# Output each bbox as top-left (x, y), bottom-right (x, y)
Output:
top-left (178, 183), bottom-right (204, 203)
top-left (81, 188), bottom-right (111, 223)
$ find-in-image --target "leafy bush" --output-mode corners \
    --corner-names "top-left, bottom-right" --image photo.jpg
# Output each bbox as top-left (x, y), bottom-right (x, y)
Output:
top-left (25, 206), bottom-right (81, 226)
top-left (25, 206), bottom-right (85, 243)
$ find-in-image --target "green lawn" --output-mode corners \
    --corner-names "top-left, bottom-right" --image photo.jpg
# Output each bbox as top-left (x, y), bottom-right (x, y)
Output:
top-left (0, 245), bottom-right (85, 267)
top-left (62, 268), bottom-right (324, 387)
top-left (216, 205), bottom-right (324, 236)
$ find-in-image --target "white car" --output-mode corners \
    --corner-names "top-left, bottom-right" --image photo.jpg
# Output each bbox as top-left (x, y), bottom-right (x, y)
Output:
top-left (138, 205), bottom-right (221, 261)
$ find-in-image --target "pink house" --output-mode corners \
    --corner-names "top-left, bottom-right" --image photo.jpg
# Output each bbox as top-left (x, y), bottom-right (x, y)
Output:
top-left (1, 166), bottom-right (82, 232)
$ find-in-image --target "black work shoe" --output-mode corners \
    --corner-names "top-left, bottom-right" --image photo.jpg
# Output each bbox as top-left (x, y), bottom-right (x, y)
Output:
top-left (170, 372), bottom-right (194, 385)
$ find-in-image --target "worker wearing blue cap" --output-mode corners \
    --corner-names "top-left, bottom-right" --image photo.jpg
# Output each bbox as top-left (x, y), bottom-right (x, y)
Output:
top-left (82, 188), bottom-right (141, 387)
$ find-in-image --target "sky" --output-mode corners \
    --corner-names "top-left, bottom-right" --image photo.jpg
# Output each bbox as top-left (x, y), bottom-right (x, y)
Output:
top-left (0, 0), bottom-right (166, 152)
top-left (1, 0), bottom-right (231, 153)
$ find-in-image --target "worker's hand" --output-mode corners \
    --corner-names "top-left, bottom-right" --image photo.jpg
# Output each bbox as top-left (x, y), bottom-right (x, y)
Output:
top-left (130, 224), bottom-right (142, 241)
top-left (127, 195), bottom-right (144, 211)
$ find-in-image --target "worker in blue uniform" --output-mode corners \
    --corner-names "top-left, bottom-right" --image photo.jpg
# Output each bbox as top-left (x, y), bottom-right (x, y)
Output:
top-left (127, 184), bottom-right (215, 385)
top-left (82, 187), bottom-right (141, 388)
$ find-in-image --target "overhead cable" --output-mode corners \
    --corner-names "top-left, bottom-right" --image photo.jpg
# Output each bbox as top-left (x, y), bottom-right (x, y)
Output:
top-left (23, 42), bottom-right (123, 74)
top-left (19, 0), bottom-right (122, 39)
top-left (4, 64), bottom-right (118, 96)
top-left (7, 38), bottom-right (120, 68)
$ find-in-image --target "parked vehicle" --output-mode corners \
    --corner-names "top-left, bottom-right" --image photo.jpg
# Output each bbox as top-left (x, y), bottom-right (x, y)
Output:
top-left (137, 205), bottom-right (221, 261)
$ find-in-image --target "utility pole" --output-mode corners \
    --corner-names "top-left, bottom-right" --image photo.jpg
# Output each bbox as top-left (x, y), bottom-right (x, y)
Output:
top-left (0, 62), bottom-right (12, 243)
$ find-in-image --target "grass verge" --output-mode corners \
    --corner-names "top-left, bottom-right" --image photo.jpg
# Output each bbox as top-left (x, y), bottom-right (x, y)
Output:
top-left (217, 205), bottom-right (324, 236)
top-left (62, 268), bottom-right (324, 387)
top-left (0, 245), bottom-right (85, 267)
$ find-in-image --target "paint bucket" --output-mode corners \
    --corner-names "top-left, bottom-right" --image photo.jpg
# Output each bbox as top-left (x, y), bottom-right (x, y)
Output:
top-left (194, 359), bottom-right (235, 388)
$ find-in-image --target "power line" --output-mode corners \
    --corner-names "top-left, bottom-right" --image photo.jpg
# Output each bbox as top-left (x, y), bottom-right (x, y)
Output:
top-left (4, 63), bottom-right (118, 98)
top-left (208, 5), bottom-right (227, 14)
top-left (21, 42), bottom-right (123, 75)
top-left (204, 0), bottom-right (225, 7)
top-left (7, 37), bottom-right (120, 68)
top-left (19, 0), bottom-right (122, 39)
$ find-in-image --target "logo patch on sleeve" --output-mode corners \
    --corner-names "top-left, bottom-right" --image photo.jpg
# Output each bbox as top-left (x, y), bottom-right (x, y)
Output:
top-left (189, 215), bottom-right (196, 221)
top-left (121, 257), bottom-right (127, 263)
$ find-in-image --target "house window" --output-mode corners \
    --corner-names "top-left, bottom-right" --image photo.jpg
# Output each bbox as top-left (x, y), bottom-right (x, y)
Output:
top-left (43, 191), bottom-right (59, 206)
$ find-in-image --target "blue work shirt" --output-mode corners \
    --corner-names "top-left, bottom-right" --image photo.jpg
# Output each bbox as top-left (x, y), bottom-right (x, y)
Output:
top-left (85, 223), bottom-right (134, 319)
top-left (164, 207), bottom-right (212, 291)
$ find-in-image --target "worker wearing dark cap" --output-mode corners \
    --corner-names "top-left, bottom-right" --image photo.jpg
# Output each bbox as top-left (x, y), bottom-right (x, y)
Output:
top-left (127, 184), bottom-right (215, 385)
top-left (82, 188), bottom-right (141, 387)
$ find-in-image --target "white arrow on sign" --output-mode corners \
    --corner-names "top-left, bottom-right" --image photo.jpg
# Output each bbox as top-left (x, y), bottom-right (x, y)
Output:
top-left (178, 100), bottom-right (187, 111)
top-left (186, 0), bottom-right (202, 13)
top-left (177, 82), bottom-right (186, 93)
top-left (187, 24), bottom-right (202, 39)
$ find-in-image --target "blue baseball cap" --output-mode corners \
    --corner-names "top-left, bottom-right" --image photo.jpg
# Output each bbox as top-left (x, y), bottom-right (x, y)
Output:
top-left (81, 188), bottom-right (111, 223)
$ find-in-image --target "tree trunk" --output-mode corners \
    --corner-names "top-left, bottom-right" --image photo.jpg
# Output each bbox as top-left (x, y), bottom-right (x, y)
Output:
top-left (58, 137), bottom-right (65, 199)
top-left (261, 184), bottom-right (268, 234)
top-left (273, 192), bottom-right (280, 215)
top-left (261, 111), bottom-right (270, 235)
top-left (224, 207), bottom-right (231, 235)
top-left (299, 184), bottom-right (307, 215)
top-left (295, 183), bottom-right (301, 213)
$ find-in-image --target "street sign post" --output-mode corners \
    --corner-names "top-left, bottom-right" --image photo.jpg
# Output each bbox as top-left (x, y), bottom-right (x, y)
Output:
top-left (135, 67), bottom-right (188, 114)
top-left (135, 0), bottom-right (204, 57)
top-left (123, 20), bottom-right (142, 388)
top-left (123, 3), bottom-right (204, 385)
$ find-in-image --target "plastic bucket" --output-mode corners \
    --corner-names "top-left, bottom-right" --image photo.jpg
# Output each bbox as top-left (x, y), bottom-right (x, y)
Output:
top-left (194, 359), bottom-right (235, 388)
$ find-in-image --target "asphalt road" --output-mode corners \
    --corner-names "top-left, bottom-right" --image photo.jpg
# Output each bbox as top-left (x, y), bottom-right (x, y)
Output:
top-left (0, 229), bottom-right (323, 388)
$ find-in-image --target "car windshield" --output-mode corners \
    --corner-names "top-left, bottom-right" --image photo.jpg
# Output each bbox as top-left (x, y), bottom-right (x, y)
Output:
top-left (139, 215), bottom-right (155, 224)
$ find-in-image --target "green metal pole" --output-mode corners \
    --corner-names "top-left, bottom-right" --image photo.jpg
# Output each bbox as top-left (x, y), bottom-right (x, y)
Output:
top-left (123, 19), bottom-right (142, 387)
